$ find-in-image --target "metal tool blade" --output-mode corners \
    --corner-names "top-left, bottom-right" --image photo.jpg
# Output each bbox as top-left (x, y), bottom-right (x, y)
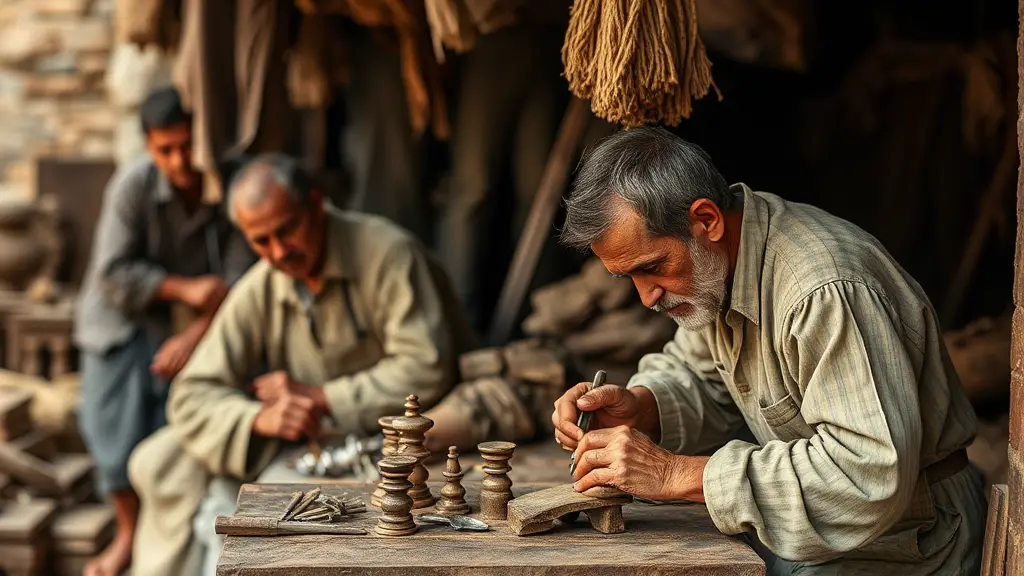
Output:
top-left (418, 514), bottom-right (490, 531)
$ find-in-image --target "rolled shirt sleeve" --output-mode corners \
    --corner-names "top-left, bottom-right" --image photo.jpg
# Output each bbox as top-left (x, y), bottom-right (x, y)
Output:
top-left (626, 327), bottom-right (747, 455)
top-left (94, 167), bottom-right (168, 314)
top-left (322, 240), bottom-right (455, 436)
top-left (702, 281), bottom-right (923, 562)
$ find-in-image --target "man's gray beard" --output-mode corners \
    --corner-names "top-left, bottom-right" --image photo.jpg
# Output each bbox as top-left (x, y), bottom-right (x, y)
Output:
top-left (650, 239), bottom-right (729, 331)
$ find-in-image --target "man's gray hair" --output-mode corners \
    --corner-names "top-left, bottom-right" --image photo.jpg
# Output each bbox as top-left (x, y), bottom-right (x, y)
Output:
top-left (227, 152), bottom-right (315, 223)
top-left (560, 126), bottom-right (734, 249)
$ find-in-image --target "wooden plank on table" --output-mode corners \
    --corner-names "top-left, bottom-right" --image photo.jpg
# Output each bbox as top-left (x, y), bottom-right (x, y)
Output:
top-left (982, 484), bottom-right (1009, 576)
top-left (217, 482), bottom-right (764, 575)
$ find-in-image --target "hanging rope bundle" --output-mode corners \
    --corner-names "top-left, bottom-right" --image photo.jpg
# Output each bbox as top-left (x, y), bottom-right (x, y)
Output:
top-left (562, 0), bottom-right (720, 127)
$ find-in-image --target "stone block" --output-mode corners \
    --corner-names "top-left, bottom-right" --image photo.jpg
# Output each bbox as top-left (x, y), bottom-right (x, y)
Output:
top-left (35, 0), bottom-right (91, 18)
top-left (0, 26), bottom-right (62, 67)
top-left (62, 100), bottom-right (116, 132)
top-left (90, 0), bottom-right (115, 17)
top-left (34, 52), bottom-right (78, 75)
top-left (78, 135), bottom-right (113, 157)
top-left (76, 51), bottom-right (110, 75)
top-left (52, 19), bottom-right (112, 53)
top-left (21, 74), bottom-right (86, 98)
top-left (458, 348), bottom-right (505, 380)
top-left (3, 161), bottom-right (35, 194)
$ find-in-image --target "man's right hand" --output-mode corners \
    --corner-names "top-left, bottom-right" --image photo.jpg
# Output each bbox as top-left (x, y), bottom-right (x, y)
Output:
top-left (552, 382), bottom-right (643, 451)
top-left (178, 275), bottom-right (229, 312)
top-left (252, 393), bottom-right (320, 442)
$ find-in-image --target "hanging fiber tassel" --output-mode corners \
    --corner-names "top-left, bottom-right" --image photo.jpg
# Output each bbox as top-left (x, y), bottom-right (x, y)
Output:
top-left (562, 0), bottom-right (721, 127)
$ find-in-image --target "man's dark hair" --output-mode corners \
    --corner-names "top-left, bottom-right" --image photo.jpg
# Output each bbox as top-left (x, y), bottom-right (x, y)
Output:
top-left (560, 126), bottom-right (734, 250)
top-left (140, 86), bottom-right (191, 134)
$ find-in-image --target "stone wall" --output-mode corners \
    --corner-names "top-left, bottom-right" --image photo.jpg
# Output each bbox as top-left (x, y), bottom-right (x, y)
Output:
top-left (0, 0), bottom-right (116, 198)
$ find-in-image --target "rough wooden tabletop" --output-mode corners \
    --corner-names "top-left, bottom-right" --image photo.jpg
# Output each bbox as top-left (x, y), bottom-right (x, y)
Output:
top-left (217, 481), bottom-right (765, 575)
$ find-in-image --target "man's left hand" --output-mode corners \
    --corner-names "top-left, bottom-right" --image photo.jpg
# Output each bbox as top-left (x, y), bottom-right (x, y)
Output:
top-left (571, 425), bottom-right (709, 502)
top-left (252, 371), bottom-right (328, 413)
top-left (150, 332), bottom-right (199, 381)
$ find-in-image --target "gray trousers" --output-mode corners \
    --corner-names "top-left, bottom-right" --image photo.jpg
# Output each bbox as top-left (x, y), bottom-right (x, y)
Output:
top-left (78, 330), bottom-right (166, 494)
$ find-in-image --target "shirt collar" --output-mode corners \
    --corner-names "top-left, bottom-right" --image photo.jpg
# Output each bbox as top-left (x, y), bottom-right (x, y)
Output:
top-left (727, 183), bottom-right (769, 325)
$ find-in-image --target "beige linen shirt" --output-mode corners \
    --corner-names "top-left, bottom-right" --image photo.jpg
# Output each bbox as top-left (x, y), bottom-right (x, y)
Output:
top-left (627, 185), bottom-right (978, 565)
top-left (166, 204), bottom-right (475, 480)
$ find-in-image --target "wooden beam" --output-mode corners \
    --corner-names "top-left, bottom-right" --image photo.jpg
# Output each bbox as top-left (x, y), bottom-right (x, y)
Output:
top-left (1007, 2), bottom-right (1024, 571)
top-left (487, 97), bottom-right (591, 346)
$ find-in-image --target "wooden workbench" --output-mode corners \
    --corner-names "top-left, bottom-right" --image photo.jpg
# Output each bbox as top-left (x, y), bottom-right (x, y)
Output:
top-left (216, 481), bottom-right (765, 575)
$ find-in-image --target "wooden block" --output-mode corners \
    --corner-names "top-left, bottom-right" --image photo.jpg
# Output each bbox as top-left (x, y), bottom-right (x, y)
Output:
top-left (0, 442), bottom-right (61, 493)
top-left (0, 499), bottom-right (58, 541)
top-left (982, 484), bottom-right (1009, 576)
top-left (506, 483), bottom-right (632, 536)
top-left (584, 505), bottom-right (626, 534)
top-left (51, 504), bottom-right (114, 556)
top-left (10, 430), bottom-right (56, 460)
top-left (502, 340), bottom-right (565, 388)
top-left (0, 534), bottom-right (51, 575)
top-left (458, 348), bottom-right (505, 380)
top-left (0, 449), bottom-right (94, 503)
top-left (0, 387), bottom-right (33, 441)
top-left (523, 276), bottom-right (597, 336)
top-left (43, 453), bottom-right (95, 506)
top-left (54, 553), bottom-right (90, 576)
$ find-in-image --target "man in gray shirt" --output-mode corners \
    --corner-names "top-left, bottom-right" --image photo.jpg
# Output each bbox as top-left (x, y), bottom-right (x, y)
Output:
top-left (73, 87), bottom-right (255, 576)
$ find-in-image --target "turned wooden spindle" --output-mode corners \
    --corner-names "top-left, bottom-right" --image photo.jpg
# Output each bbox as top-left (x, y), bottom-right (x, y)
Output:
top-left (374, 455), bottom-right (419, 536)
top-left (371, 415), bottom-right (399, 508)
top-left (478, 441), bottom-right (516, 520)
top-left (391, 395), bottom-right (435, 509)
top-left (435, 446), bottom-right (470, 516)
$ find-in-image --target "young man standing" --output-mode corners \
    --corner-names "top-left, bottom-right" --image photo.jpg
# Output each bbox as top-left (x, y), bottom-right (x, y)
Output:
top-left (74, 87), bottom-right (255, 576)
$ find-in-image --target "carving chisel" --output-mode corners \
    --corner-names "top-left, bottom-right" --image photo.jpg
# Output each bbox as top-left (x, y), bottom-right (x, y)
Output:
top-left (569, 369), bottom-right (607, 476)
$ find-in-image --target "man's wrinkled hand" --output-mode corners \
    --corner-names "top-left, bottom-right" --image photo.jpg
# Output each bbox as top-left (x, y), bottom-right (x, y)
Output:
top-left (252, 371), bottom-right (328, 413)
top-left (150, 332), bottom-right (198, 381)
top-left (251, 393), bottom-right (320, 441)
top-left (551, 381), bottom-right (638, 451)
top-left (253, 371), bottom-right (307, 403)
top-left (571, 425), bottom-right (708, 502)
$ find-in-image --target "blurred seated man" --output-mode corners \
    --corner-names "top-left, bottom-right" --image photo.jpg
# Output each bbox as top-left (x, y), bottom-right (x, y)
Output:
top-left (74, 86), bottom-right (255, 576)
top-left (127, 153), bottom-right (474, 576)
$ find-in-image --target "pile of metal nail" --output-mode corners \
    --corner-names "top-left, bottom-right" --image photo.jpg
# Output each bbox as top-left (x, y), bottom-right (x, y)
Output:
top-left (279, 487), bottom-right (367, 523)
top-left (293, 434), bottom-right (383, 480)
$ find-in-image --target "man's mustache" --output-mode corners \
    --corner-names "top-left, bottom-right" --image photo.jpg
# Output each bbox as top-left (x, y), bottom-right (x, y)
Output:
top-left (275, 252), bottom-right (302, 264)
